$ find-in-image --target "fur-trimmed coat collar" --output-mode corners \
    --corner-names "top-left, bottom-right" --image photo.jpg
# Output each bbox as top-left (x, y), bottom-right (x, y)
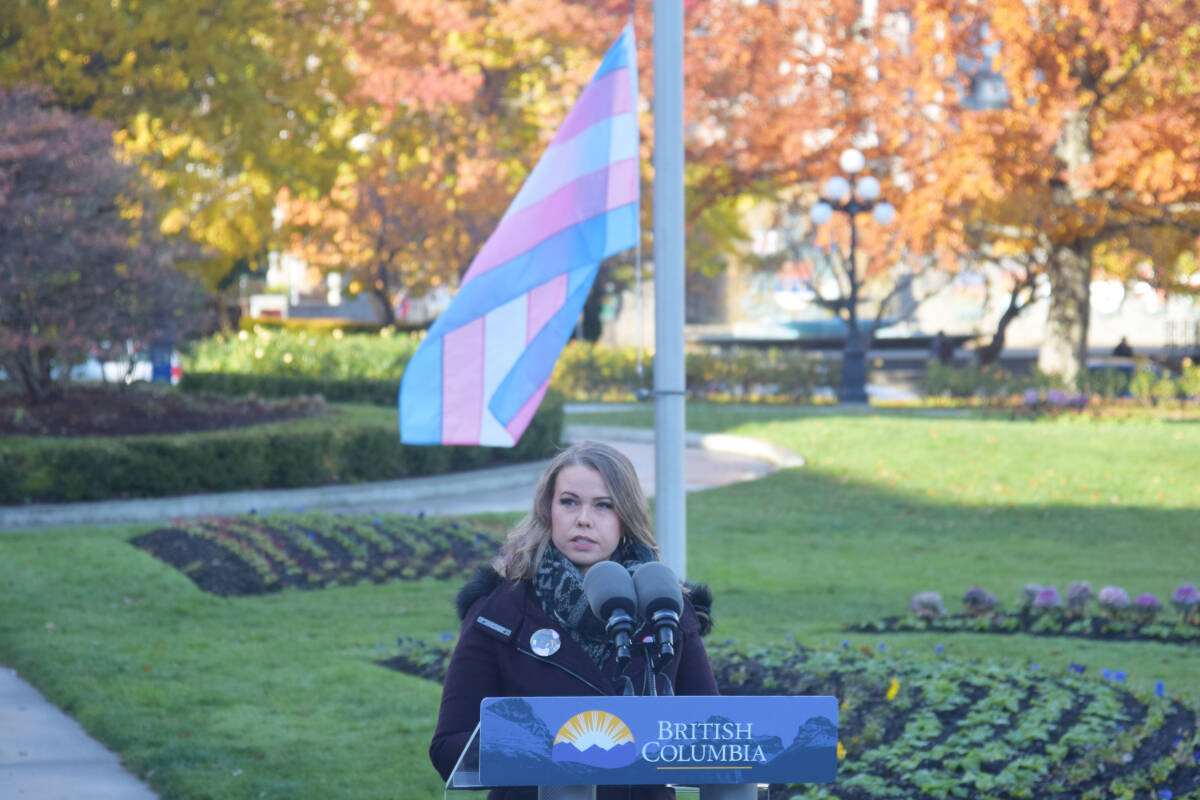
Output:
top-left (456, 564), bottom-right (715, 637)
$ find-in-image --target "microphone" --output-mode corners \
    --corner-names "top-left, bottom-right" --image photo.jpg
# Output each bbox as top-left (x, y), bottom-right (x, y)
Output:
top-left (633, 562), bottom-right (683, 670)
top-left (583, 561), bottom-right (638, 669)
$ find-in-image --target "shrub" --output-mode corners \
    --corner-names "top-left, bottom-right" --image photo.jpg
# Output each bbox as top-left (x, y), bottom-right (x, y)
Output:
top-left (1177, 361), bottom-right (1200, 399)
top-left (1077, 368), bottom-right (1131, 398)
top-left (962, 586), bottom-right (996, 616)
top-left (909, 592), bottom-right (946, 620)
top-left (0, 391), bottom-right (563, 503)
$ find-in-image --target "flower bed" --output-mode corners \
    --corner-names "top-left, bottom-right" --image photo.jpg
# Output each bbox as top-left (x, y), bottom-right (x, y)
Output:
top-left (851, 584), bottom-right (1200, 645)
top-left (377, 638), bottom-right (1200, 799)
top-left (846, 613), bottom-right (1200, 646)
top-left (129, 512), bottom-right (501, 596)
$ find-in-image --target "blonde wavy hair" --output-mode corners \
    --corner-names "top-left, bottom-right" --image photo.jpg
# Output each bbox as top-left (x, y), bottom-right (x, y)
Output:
top-left (494, 441), bottom-right (657, 580)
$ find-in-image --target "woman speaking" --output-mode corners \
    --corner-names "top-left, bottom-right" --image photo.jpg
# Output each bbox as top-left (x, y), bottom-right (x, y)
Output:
top-left (430, 441), bottom-right (718, 800)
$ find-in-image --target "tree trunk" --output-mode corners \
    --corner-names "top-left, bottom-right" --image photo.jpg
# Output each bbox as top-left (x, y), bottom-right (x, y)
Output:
top-left (1037, 244), bottom-right (1091, 384)
top-left (369, 286), bottom-right (398, 328)
top-left (977, 275), bottom-right (1034, 367)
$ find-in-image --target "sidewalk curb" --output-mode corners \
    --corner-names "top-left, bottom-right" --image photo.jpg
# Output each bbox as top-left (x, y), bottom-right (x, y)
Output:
top-left (0, 459), bottom-right (551, 533)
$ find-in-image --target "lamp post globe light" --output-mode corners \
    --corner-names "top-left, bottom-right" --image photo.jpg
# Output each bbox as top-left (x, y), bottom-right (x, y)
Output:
top-left (809, 147), bottom-right (896, 404)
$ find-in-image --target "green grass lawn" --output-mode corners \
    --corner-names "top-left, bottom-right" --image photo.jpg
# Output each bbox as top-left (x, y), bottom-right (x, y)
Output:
top-left (1, 405), bottom-right (1198, 798)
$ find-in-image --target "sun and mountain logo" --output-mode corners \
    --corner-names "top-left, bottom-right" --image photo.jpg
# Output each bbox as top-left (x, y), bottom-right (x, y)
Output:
top-left (551, 710), bottom-right (638, 768)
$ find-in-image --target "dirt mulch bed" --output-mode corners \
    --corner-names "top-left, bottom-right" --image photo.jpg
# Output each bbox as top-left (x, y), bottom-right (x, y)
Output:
top-left (0, 385), bottom-right (327, 436)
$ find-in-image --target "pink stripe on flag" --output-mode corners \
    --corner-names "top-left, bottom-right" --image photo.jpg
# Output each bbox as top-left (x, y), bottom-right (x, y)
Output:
top-left (549, 68), bottom-right (635, 147)
top-left (527, 274), bottom-right (568, 343)
top-left (441, 317), bottom-right (485, 444)
top-left (505, 379), bottom-right (551, 440)
top-left (462, 159), bottom-right (639, 283)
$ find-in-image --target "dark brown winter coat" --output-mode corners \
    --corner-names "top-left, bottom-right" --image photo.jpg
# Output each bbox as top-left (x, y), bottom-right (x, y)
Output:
top-left (429, 567), bottom-right (718, 800)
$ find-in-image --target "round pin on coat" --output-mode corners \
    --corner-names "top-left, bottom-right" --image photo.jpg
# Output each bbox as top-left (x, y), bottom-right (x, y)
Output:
top-left (530, 628), bottom-right (561, 657)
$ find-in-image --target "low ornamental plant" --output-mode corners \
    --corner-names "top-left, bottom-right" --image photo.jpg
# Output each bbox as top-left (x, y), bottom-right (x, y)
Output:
top-left (851, 581), bottom-right (1200, 644)
top-left (1133, 593), bottom-right (1162, 625)
top-left (383, 637), bottom-right (1200, 800)
top-left (962, 586), bottom-right (997, 616)
top-left (1016, 584), bottom-right (1043, 613)
top-left (1066, 581), bottom-right (1093, 616)
top-left (1098, 585), bottom-right (1132, 619)
top-left (1032, 586), bottom-right (1063, 614)
top-left (1172, 584), bottom-right (1200, 623)
top-left (910, 592), bottom-right (946, 620)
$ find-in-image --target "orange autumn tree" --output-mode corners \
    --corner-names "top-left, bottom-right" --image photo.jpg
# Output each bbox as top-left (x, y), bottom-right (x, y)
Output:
top-left (282, 1), bottom-right (626, 325)
top-left (283, 0), bottom-right (953, 328)
top-left (905, 0), bottom-right (1200, 381)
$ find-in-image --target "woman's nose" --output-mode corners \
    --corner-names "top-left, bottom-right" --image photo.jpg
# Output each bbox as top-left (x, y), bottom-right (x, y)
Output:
top-left (576, 505), bottom-right (591, 526)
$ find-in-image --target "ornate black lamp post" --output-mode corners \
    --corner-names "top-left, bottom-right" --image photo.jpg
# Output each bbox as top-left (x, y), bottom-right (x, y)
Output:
top-left (809, 147), bottom-right (896, 404)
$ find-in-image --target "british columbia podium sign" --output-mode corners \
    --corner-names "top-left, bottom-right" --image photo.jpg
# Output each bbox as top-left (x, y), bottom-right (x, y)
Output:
top-left (479, 696), bottom-right (837, 786)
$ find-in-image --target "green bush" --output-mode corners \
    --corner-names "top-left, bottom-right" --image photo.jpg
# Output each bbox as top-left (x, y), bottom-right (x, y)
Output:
top-left (183, 325), bottom-right (418, 381)
top-left (1177, 362), bottom-right (1200, 399)
top-left (923, 360), bottom-right (1019, 399)
top-left (1076, 368), bottom-right (1130, 398)
top-left (184, 329), bottom-right (838, 403)
top-left (0, 393), bottom-right (563, 503)
top-left (180, 372), bottom-right (398, 405)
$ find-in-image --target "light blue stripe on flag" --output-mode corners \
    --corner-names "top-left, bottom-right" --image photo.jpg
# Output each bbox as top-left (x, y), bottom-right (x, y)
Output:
top-left (398, 336), bottom-right (443, 444)
top-left (490, 263), bottom-right (600, 425)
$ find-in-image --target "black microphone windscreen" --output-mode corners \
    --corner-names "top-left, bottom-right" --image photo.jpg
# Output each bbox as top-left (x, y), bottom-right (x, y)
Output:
top-left (583, 561), bottom-right (637, 619)
top-left (633, 562), bottom-right (683, 618)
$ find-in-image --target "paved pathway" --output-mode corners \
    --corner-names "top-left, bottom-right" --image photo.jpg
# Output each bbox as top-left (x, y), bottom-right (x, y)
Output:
top-left (0, 426), bottom-right (802, 799)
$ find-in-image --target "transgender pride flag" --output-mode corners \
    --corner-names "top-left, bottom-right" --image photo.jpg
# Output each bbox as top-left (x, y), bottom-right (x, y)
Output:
top-left (399, 24), bottom-right (640, 446)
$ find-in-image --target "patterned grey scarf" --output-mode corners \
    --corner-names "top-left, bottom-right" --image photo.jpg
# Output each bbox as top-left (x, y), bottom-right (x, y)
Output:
top-left (531, 538), bottom-right (656, 668)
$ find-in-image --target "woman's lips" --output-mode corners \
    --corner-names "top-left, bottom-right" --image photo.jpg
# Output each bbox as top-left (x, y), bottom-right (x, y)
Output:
top-left (570, 535), bottom-right (597, 548)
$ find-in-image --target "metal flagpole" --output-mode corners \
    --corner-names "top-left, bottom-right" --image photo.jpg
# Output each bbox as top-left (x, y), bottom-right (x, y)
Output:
top-left (652, 0), bottom-right (686, 580)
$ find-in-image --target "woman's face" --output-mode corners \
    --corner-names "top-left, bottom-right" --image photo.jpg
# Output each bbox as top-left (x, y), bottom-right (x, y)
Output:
top-left (549, 464), bottom-right (622, 573)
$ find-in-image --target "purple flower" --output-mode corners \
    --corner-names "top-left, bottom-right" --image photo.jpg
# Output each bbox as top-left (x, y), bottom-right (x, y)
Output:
top-left (1171, 583), bottom-right (1200, 614)
top-left (1101, 669), bottom-right (1113, 681)
top-left (1135, 593), bottom-right (1161, 610)
top-left (1033, 586), bottom-right (1063, 611)
top-left (1068, 662), bottom-right (1086, 675)
top-left (1023, 388), bottom-right (1040, 405)
top-left (841, 640), bottom-right (851, 648)
top-left (1159, 790), bottom-right (1173, 800)
top-left (935, 644), bottom-right (944, 654)
top-left (878, 643), bottom-right (886, 651)
top-left (1046, 389), bottom-right (1068, 405)
top-left (1114, 670), bottom-right (1126, 683)
top-left (1155, 681), bottom-right (1165, 697)
top-left (1098, 586), bottom-right (1131, 612)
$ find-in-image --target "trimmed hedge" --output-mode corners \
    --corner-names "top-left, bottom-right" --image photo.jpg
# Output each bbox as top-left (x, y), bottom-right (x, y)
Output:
top-left (236, 316), bottom-right (429, 335)
top-left (0, 393), bottom-right (563, 504)
top-left (180, 372), bottom-right (399, 405)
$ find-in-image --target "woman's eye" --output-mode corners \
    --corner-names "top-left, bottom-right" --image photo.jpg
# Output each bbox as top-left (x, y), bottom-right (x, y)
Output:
top-left (560, 497), bottom-right (577, 507)
top-left (596, 502), bottom-right (613, 511)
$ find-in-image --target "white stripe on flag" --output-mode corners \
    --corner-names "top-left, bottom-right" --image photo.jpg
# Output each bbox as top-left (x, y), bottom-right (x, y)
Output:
top-left (478, 293), bottom-right (527, 446)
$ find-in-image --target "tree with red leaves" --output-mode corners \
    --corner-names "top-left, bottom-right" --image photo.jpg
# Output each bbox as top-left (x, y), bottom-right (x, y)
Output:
top-left (0, 86), bottom-right (205, 403)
